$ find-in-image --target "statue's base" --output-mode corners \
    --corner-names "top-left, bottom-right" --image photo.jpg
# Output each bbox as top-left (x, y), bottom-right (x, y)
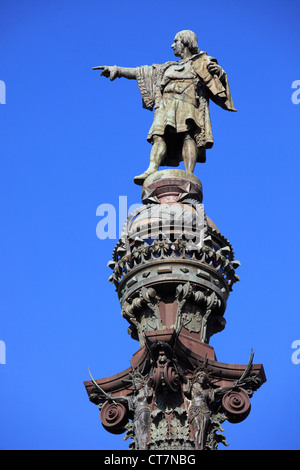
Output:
top-left (84, 329), bottom-right (266, 440)
top-left (142, 170), bottom-right (203, 204)
top-left (85, 168), bottom-right (266, 449)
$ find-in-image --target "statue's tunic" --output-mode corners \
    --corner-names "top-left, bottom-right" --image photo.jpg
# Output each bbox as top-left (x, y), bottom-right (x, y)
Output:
top-left (136, 52), bottom-right (236, 165)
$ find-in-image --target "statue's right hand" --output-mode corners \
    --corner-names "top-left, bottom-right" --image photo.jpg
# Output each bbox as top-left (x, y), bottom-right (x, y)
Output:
top-left (93, 66), bottom-right (118, 81)
top-left (100, 66), bottom-right (111, 78)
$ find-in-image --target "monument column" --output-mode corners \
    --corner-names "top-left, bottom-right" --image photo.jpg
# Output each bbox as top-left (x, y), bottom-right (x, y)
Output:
top-left (84, 30), bottom-right (266, 450)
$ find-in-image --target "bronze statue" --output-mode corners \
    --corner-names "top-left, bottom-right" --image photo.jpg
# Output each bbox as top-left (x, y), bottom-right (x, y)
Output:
top-left (129, 374), bottom-right (153, 450)
top-left (94, 30), bottom-right (236, 185)
top-left (185, 371), bottom-right (214, 450)
top-left (88, 368), bottom-right (153, 450)
top-left (185, 370), bottom-right (240, 450)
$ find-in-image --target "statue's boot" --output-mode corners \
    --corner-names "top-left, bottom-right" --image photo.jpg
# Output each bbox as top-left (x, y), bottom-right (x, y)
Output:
top-left (133, 156), bottom-right (161, 186)
top-left (134, 136), bottom-right (166, 185)
top-left (133, 169), bottom-right (155, 185)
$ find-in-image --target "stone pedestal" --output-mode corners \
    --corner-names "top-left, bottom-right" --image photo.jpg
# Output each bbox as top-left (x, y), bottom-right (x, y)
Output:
top-left (84, 171), bottom-right (266, 450)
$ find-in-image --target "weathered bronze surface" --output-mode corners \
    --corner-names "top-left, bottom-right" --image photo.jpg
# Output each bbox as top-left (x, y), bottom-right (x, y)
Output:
top-left (94, 30), bottom-right (236, 185)
top-left (85, 31), bottom-right (265, 450)
top-left (85, 329), bottom-right (265, 449)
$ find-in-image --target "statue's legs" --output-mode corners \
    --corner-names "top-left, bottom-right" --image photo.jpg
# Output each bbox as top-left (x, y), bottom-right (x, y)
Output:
top-left (182, 133), bottom-right (198, 174)
top-left (134, 132), bottom-right (198, 185)
top-left (134, 135), bottom-right (166, 185)
top-left (192, 412), bottom-right (211, 450)
top-left (134, 412), bottom-right (150, 449)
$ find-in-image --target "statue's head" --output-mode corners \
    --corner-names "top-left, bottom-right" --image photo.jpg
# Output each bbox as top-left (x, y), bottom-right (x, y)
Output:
top-left (130, 370), bottom-right (146, 391)
top-left (192, 369), bottom-right (211, 389)
top-left (171, 30), bottom-right (200, 57)
top-left (133, 375), bottom-right (146, 391)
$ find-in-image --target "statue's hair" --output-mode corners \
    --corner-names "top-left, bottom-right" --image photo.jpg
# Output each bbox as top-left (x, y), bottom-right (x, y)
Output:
top-left (193, 370), bottom-right (209, 383)
top-left (176, 30), bottom-right (200, 55)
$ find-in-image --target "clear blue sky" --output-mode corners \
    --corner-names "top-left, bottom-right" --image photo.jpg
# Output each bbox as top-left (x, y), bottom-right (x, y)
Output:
top-left (0, 0), bottom-right (299, 450)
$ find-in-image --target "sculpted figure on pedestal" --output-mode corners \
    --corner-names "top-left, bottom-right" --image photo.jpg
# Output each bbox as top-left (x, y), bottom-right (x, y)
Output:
top-left (88, 368), bottom-right (153, 450)
top-left (129, 374), bottom-right (153, 450)
top-left (185, 370), bottom-right (245, 450)
top-left (94, 30), bottom-right (236, 185)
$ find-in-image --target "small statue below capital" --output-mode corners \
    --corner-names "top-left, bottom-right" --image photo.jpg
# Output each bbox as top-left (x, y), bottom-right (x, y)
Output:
top-left (94, 30), bottom-right (236, 185)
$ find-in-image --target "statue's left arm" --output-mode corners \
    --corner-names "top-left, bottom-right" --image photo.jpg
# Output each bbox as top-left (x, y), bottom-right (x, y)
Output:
top-left (207, 58), bottom-right (237, 112)
top-left (192, 54), bottom-right (237, 112)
